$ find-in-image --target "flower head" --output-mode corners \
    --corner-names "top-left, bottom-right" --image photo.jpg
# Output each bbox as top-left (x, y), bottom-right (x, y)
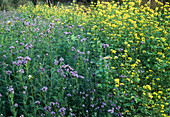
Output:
top-left (41, 87), bottom-right (48, 92)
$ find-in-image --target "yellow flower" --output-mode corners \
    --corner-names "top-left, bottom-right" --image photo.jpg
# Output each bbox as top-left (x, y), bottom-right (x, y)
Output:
top-left (77, 63), bottom-right (79, 65)
top-left (111, 67), bottom-right (115, 69)
top-left (124, 41), bottom-right (128, 45)
top-left (142, 50), bottom-right (146, 53)
top-left (112, 50), bottom-right (116, 54)
top-left (120, 83), bottom-right (124, 85)
top-left (128, 57), bottom-right (132, 61)
top-left (114, 79), bottom-right (119, 84)
top-left (148, 93), bottom-right (153, 99)
top-left (122, 55), bottom-right (125, 58)
top-left (165, 102), bottom-right (168, 105)
top-left (158, 91), bottom-right (163, 94)
top-left (158, 95), bottom-right (161, 99)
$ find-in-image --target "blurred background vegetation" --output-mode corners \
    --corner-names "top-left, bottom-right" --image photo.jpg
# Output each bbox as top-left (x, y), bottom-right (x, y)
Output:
top-left (0, 0), bottom-right (169, 11)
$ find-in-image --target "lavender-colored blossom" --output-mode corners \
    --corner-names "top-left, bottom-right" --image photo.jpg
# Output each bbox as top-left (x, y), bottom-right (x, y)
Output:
top-left (14, 103), bottom-right (18, 107)
top-left (19, 69), bottom-right (24, 73)
top-left (79, 75), bottom-right (84, 79)
top-left (17, 56), bottom-right (23, 60)
top-left (81, 38), bottom-right (87, 42)
top-left (71, 47), bottom-right (75, 51)
top-left (87, 51), bottom-right (90, 54)
top-left (6, 70), bottom-right (12, 75)
top-left (80, 52), bottom-right (85, 54)
top-left (0, 93), bottom-right (2, 97)
top-left (54, 61), bottom-right (59, 65)
top-left (116, 106), bottom-right (120, 110)
top-left (119, 48), bottom-right (124, 51)
top-left (41, 113), bottom-right (45, 116)
top-left (41, 87), bottom-right (48, 92)
top-left (59, 107), bottom-right (66, 116)
top-left (35, 101), bottom-right (40, 104)
top-left (3, 55), bottom-right (6, 58)
top-left (67, 93), bottom-right (71, 96)
top-left (57, 69), bottom-right (63, 73)
top-left (44, 106), bottom-right (51, 112)
top-left (23, 91), bottom-right (26, 95)
top-left (49, 102), bottom-right (55, 106)
top-left (9, 46), bottom-right (15, 49)
top-left (51, 111), bottom-right (55, 115)
top-left (8, 86), bottom-right (14, 94)
top-left (59, 57), bottom-right (64, 62)
top-left (101, 28), bottom-right (104, 31)
top-left (77, 35), bottom-right (80, 39)
top-left (108, 108), bottom-right (114, 114)
top-left (40, 67), bottom-right (45, 72)
top-left (24, 56), bottom-right (31, 61)
top-left (24, 86), bottom-right (27, 90)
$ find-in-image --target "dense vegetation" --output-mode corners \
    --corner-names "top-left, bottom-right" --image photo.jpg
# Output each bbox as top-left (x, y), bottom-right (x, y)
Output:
top-left (0, 0), bottom-right (169, 116)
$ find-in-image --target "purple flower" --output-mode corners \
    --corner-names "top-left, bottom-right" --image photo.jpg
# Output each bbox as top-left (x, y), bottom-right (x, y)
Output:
top-left (101, 28), bottom-right (104, 31)
top-left (14, 103), bottom-right (18, 107)
top-left (23, 91), bottom-right (26, 95)
top-left (9, 46), bottom-right (15, 49)
top-left (41, 113), bottom-right (45, 116)
top-left (78, 75), bottom-right (84, 79)
top-left (108, 108), bottom-right (114, 114)
top-left (19, 69), bottom-right (24, 73)
top-left (6, 70), bottom-right (12, 75)
top-left (0, 93), bottom-right (2, 97)
top-left (3, 55), bottom-right (6, 58)
top-left (119, 48), bottom-right (123, 51)
top-left (49, 102), bottom-right (55, 106)
top-left (54, 61), bottom-right (59, 65)
top-left (51, 111), bottom-right (55, 115)
top-left (71, 47), bottom-right (75, 51)
top-left (141, 41), bottom-right (143, 44)
top-left (67, 93), bottom-right (71, 96)
top-left (24, 86), bottom-right (27, 90)
top-left (87, 51), bottom-right (90, 54)
top-left (77, 35), bottom-right (80, 39)
top-left (44, 106), bottom-right (51, 112)
top-left (57, 68), bottom-right (62, 73)
top-left (59, 57), bottom-right (64, 62)
top-left (40, 67), bottom-right (45, 72)
top-left (35, 101), bottom-right (40, 104)
top-left (41, 87), bottom-right (48, 92)
top-left (8, 86), bottom-right (14, 94)
top-left (59, 107), bottom-right (66, 116)
top-left (24, 56), bottom-right (31, 61)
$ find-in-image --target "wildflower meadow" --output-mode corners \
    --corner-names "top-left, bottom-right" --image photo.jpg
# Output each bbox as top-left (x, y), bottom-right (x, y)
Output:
top-left (0, 0), bottom-right (169, 116)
